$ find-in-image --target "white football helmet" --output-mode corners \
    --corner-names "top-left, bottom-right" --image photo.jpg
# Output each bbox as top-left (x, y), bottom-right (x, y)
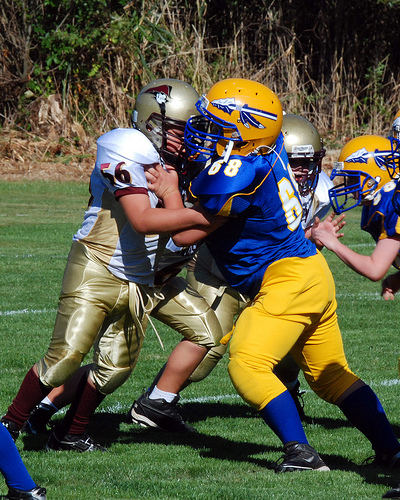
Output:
top-left (282, 114), bottom-right (326, 196)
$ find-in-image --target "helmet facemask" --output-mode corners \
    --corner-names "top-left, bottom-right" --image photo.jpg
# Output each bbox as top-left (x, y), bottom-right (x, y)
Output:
top-left (143, 111), bottom-right (187, 168)
top-left (328, 135), bottom-right (394, 214)
top-left (329, 167), bottom-right (379, 213)
top-left (384, 135), bottom-right (400, 179)
top-left (288, 149), bottom-right (325, 196)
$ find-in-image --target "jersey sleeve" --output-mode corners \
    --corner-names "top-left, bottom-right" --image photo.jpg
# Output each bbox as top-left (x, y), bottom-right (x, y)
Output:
top-left (95, 128), bottom-right (160, 198)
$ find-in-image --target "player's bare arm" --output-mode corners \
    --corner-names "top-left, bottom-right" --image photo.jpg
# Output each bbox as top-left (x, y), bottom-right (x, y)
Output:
top-left (171, 208), bottom-right (226, 247)
top-left (119, 192), bottom-right (214, 234)
top-left (313, 231), bottom-right (400, 281)
top-left (145, 163), bottom-right (226, 242)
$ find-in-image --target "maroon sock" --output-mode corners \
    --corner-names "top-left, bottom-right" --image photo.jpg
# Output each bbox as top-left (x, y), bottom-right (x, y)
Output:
top-left (5, 367), bottom-right (51, 428)
top-left (60, 375), bottom-right (105, 436)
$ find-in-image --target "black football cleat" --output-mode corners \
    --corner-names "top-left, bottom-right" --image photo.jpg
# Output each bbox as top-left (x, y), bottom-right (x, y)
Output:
top-left (128, 392), bottom-right (197, 433)
top-left (23, 403), bottom-right (57, 435)
top-left (46, 430), bottom-right (106, 452)
top-left (364, 449), bottom-right (400, 468)
top-left (0, 485), bottom-right (47, 499)
top-left (274, 441), bottom-right (330, 472)
top-left (383, 485), bottom-right (400, 499)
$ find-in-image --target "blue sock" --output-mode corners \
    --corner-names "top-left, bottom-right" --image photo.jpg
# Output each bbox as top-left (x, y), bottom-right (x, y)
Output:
top-left (0, 423), bottom-right (36, 491)
top-left (339, 385), bottom-right (400, 454)
top-left (259, 390), bottom-right (308, 445)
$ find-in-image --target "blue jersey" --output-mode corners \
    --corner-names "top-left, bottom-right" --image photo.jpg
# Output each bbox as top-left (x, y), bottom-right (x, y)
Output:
top-left (361, 180), bottom-right (400, 269)
top-left (189, 132), bottom-right (317, 298)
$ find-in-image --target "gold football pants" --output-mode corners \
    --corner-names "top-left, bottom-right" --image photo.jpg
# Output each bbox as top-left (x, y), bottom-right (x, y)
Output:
top-left (185, 244), bottom-right (248, 382)
top-left (36, 241), bottom-right (221, 394)
top-left (228, 251), bottom-right (359, 410)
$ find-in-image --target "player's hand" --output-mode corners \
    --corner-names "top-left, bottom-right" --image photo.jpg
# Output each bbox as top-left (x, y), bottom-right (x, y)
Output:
top-left (318, 212), bottom-right (346, 237)
top-left (381, 272), bottom-right (400, 300)
top-left (145, 164), bottom-right (180, 200)
top-left (327, 212), bottom-right (346, 234)
top-left (310, 212), bottom-right (346, 249)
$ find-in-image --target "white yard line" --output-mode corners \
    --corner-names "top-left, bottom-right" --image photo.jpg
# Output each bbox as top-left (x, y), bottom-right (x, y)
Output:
top-left (0, 308), bottom-right (56, 316)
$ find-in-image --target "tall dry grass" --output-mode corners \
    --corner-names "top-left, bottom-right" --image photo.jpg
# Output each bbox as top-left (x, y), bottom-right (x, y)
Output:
top-left (1, 0), bottom-right (400, 145)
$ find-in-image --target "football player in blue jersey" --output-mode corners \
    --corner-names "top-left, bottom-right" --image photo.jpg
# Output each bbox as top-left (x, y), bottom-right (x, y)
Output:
top-left (380, 110), bottom-right (400, 500)
top-left (390, 110), bottom-right (400, 225)
top-left (144, 78), bottom-right (400, 473)
top-left (128, 113), bottom-right (343, 427)
top-left (311, 133), bottom-right (400, 497)
top-left (314, 134), bottom-right (400, 286)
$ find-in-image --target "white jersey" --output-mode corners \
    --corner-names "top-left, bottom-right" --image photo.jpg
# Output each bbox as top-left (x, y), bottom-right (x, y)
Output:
top-left (301, 170), bottom-right (333, 229)
top-left (74, 128), bottom-right (168, 284)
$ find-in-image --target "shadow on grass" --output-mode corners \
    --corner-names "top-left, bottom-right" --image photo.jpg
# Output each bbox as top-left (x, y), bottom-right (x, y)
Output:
top-left (20, 401), bottom-right (400, 490)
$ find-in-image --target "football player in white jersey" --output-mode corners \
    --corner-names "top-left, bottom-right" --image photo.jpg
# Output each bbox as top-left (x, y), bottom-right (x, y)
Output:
top-left (128, 113), bottom-right (344, 428)
top-left (1, 78), bottom-right (224, 451)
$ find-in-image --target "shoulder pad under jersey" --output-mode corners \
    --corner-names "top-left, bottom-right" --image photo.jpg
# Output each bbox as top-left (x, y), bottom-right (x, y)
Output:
top-left (190, 156), bottom-right (257, 197)
top-left (97, 128), bottom-right (160, 165)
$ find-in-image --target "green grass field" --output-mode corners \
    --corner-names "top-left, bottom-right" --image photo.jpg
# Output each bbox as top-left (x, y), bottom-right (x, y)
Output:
top-left (1, 181), bottom-right (399, 499)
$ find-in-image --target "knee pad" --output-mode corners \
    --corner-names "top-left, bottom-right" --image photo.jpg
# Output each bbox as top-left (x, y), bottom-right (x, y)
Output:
top-left (305, 368), bottom-right (359, 404)
top-left (37, 348), bottom-right (85, 388)
top-left (91, 365), bottom-right (134, 395)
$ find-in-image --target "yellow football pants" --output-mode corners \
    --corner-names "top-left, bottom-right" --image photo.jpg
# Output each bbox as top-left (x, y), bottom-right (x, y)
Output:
top-left (228, 251), bottom-right (359, 410)
top-left (185, 244), bottom-right (301, 385)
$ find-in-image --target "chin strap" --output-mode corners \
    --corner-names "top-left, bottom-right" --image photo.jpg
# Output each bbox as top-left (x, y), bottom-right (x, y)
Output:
top-left (222, 140), bottom-right (234, 163)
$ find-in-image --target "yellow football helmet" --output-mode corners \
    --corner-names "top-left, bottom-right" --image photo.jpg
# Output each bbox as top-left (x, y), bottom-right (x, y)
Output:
top-left (329, 135), bottom-right (393, 213)
top-left (385, 110), bottom-right (400, 178)
top-left (184, 78), bottom-right (283, 162)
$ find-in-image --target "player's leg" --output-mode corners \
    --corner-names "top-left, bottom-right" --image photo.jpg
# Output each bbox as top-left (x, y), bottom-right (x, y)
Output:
top-left (228, 300), bottom-right (328, 472)
top-left (185, 247), bottom-right (247, 384)
top-left (272, 353), bottom-right (305, 419)
top-left (228, 253), bottom-right (342, 472)
top-left (128, 276), bottom-right (222, 432)
top-left (46, 281), bottom-right (151, 452)
top-left (0, 422), bottom-right (46, 499)
top-left (2, 242), bottom-right (112, 438)
top-left (24, 365), bottom-right (92, 435)
top-left (292, 252), bottom-right (400, 467)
